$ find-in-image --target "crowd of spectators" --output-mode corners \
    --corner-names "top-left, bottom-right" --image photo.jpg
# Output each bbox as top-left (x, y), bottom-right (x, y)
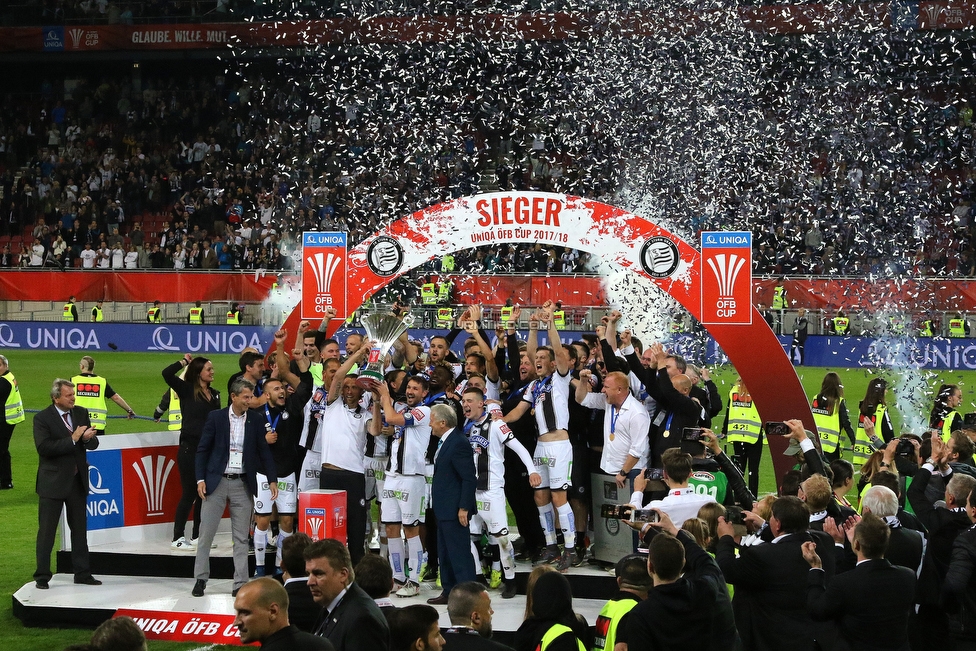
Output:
top-left (0, 35), bottom-right (975, 276)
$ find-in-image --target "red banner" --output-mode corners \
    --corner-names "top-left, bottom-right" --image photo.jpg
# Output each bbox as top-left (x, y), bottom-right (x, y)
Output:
top-left (114, 609), bottom-right (255, 645)
top-left (301, 232), bottom-right (347, 321)
top-left (700, 232), bottom-right (752, 326)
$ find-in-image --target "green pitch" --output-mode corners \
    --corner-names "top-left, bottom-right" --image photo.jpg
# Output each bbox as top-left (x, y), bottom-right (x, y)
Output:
top-left (1, 350), bottom-right (974, 649)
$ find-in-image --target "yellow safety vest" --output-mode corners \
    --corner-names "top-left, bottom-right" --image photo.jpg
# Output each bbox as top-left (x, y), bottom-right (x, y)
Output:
top-left (421, 284), bottom-right (436, 305)
top-left (920, 320), bottom-right (934, 337)
top-left (772, 286), bottom-right (786, 309)
top-left (437, 282), bottom-right (451, 303)
top-left (725, 390), bottom-right (762, 445)
top-left (441, 254), bottom-right (455, 272)
top-left (226, 310), bottom-right (240, 325)
top-left (553, 310), bottom-right (566, 330)
top-left (72, 374), bottom-right (108, 429)
top-left (941, 410), bottom-right (961, 443)
top-left (147, 307), bottom-right (161, 323)
top-left (436, 308), bottom-right (453, 328)
top-left (539, 624), bottom-right (586, 651)
top-left (832, 317), bottom-right (849, 334)
top-left (62, 303), bottom-right (75, 321)
top-left (500, 306), bottom-right (514, 323)
top-left (91, 306), bottom-right (104, 322)
top-left (670, 321), bottom-right (683, 333)
top-left (949, 319), bottom-right (966, 337)
top-left (594, 598), bottom-right (638, 651)
top-left (167, 388), bottom-right (182, 431)
top-left (189, 307), bottom-right (203, 324)
top-left (812, 397), bottom-right (842, 454)
top-left (2, 371), bottom-right (25, 424)
top-left (854, 405), bottom-right (886, 463)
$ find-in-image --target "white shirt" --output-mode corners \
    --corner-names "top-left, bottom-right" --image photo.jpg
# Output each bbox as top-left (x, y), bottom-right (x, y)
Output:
top-left (224, 407), bottom-right (246, 473)
top-left (388, 403), bottom-right (431, 476)
top-left (581, 392), bottom-right (650, 474)
top-left (522, 370), bottom-right (572, 435)
top-left (631, 486), bottom-right (716, 529)
top-left (80, 249), bottom-right (97, 268)
top-left (318, 399), bottom-right (373, 474)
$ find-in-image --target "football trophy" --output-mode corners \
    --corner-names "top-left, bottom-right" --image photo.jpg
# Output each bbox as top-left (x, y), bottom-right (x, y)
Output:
top-left (357, 311), bottom-right (410, 389)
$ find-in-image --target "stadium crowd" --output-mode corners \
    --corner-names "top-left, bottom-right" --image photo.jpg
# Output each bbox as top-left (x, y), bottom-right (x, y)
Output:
top-left (1, 53), bottom-right (975, 276)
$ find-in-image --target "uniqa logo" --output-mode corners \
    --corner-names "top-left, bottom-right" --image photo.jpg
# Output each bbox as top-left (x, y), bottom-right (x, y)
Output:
top-left (132, 454), bottom-right (175, 516)
top-left (149, 326), bottom-right (180, 351)
top-left (0, 324), bottom-right (21, 348)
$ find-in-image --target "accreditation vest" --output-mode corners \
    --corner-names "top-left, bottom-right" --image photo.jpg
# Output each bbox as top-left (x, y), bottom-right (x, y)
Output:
top-left (500, 306), bottom-right (514, 322)
top-left (920, 320), bottom-right (934, 337)
top-left (941, 410), bottom-right (962, 442)
top-left (594, 598), bottom-right (639, 651)
top-left (2, 371), bottom-right (25, 424)
top-left (670, 321), bottom-right (683, 333)
top-left (91, 306), bottom-right (104, 322)
top-left (950, 318), bottom-right (966, 337)
top-left (832, 317), bottom-right (849, 334)
top-left (437, 281), bottom-right (451, 303)
top-left (189, 307), bottom-right (203, 324)
top-left (553, 310), bottom-right (566, 330)
top-left (772, 286), bottom-right (786, 309)
top-left (421, 283), bottom-right (436, 305)
top-left (812, 397), bottom-right (842, 454)
top-left (854, 405), bottom-right (886, 464)
top-left (72, 374), bottom-right (108, 429)
top-left (147, 307), bottom-right (161, 323)
top-left (168, 388), bottom-right (182, 431)
top-left (436, 308), bottom-right (454, 328)
top-left (62, 303), bottom-right (75, 321)
top-left (726, 389), bottom-right (762, 444)
top-left (538, 624), bottom-right (586, 651)
top-left (441, 253), bottom-right (455, 272)
top-left (226, 310), bottom-right (240, 325)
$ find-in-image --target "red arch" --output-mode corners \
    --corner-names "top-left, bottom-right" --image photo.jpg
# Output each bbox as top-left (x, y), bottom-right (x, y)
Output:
top-left (285, 192), bottom-right (810, 480)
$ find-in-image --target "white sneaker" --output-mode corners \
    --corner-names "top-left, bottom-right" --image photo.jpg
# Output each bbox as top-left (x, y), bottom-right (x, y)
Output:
top-left (190, 537), bottom-right (216, 549)
top-left (396, 581), bottom-right (420, 598)
top-left (171, 537), bottom-right (193, 551)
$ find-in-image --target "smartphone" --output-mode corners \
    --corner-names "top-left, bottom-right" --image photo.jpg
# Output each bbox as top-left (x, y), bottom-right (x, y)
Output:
top-left (644, 467), bottom-right (665, 481)
top-left (682, 427), bottom-right (705, 442)
top-left (725, 505), bottom-right (746, 525)
top-left (631, 509), bottom-right (660, 524)
top-left (765, 421), bottom-right (791, 436)
top-left (600, 504), bottom-right (634, 520)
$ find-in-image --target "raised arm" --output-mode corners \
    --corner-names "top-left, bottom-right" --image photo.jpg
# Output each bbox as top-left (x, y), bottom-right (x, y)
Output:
top-left (274, 329), bottom-right (302, 390)
top-left (541, 301), bottom-right (570, 376)
top-left (326, 338), bottom-right (371, 405)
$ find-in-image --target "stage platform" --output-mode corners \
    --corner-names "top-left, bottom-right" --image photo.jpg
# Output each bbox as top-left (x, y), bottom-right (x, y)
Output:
top-left (15, 531), bottom-right (618, 646)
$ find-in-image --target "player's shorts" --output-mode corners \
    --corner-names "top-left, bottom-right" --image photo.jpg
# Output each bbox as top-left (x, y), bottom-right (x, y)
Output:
top-left (469, 488), bottom-right (510, 537)
top-left (380, 473), bottom-right (427, 527)
top-left (533, 439), bottom-right (573, 491)
top-left (569, 442), bottom-right (591, 500)
top-left (364, 456), bottom-right (388, 502)
top-left (254, 472), bottom-right (298, 515)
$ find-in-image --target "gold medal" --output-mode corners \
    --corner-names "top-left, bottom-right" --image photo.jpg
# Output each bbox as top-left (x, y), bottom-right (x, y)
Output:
top-left (609, 433), bottom-right (615, 442)
top-left (663, 429), bottom-right (670, 438)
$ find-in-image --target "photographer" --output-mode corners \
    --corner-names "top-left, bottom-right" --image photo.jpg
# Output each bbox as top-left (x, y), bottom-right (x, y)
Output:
top-left (627, 447), bottom-right (717, 531)
top-left (686, 428), bottom-right (755, 512)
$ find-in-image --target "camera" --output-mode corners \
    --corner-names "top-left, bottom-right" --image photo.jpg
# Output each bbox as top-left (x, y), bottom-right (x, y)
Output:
top-left (895, 437), bottom-right (916, 457)
top-left (725, 505), bottom-right (746, 526)
top-left (682, 427), bottom-right (705, 442)
top-left (765, 421), bottom-right (791, 436)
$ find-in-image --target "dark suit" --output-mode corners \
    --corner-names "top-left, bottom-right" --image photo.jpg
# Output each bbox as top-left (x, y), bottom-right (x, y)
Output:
top-left (194, 406), bottom-right (277, 588)
top-left (34, 403), bottom-right (99, 583)
top-left (716, 530), bottom-right (837, 651)
top-left (431, 427), bottom-right (478, 597)
top-left (443, 627), bottom-right (515, 651)
top-left (808, 558), bottom-right (915, 651)
top-left (285, 578), bottom-right (321, 633)
top-left (313, 582), bottom-right (389, 651)
top-left (259, 624), bottom-right (334, 650)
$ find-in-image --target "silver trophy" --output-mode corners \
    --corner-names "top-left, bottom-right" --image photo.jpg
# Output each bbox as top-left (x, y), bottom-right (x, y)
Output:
top-left (357, 311), bottom-right (410, 389)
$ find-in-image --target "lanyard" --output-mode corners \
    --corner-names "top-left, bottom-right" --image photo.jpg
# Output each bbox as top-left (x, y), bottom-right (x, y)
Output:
top-left (264, 405), bottom-right (281, 431)
top-left (463, 420), bottom-right (476, 436)
top-left (425, 392), bottom-right (446, 406)
top-left (664, 411), bottom-right (675, 432)
top-left (531, 375), bottom-right (552, 403)
top-left (610, 405), bottom-right (619, 434)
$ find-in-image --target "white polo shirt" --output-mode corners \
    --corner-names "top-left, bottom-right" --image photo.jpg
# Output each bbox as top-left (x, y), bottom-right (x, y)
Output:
top-left (581, 392), bottom-right (650, 475)
top-left (630, 486), bottom-right (716, 529)
top-left (318, 399), bottom-right (373, 473)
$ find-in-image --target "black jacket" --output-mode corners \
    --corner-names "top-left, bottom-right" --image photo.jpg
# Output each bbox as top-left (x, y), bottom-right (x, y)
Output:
top-left (943, 525), bottom-right (976, 640)
top-left (514, 572), bottom-right (591, 651)
top-left (285, 578), bottom-right (321, 634)
top-left (312, 582), bottom-right (389, 651)
top-left (260, 624), bottom-right (334, 651)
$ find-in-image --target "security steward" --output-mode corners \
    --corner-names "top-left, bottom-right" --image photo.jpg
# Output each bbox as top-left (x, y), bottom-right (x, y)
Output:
top-left (949, 312), bottom-right (970, 338)
top-left (147, 300), bottom-right (162, 323)
top-left (91, 300), bottom-right (105, 323)
top-left (421, 280), bottom-right (437, 305)
top-left (721, 378), bottom-right (763, 497)
top-left (71, 355), bottom-right (135, 432)
top-left (63, 296), bottom-right (79, 322)
top-left (0, 354), bottom-right (25, 489)
top-left (831, 311), bottom-right (850, 335)
top-left (919, 316), bottom-right (938, 337)
top-left (227, 303), bottom-right (243, 325)
top-left (553, 302), bottom-right (566, 330)
top-left (188, 300), bottom-right (205, 325)
top-left (594, 554), bottom-right (650, 651)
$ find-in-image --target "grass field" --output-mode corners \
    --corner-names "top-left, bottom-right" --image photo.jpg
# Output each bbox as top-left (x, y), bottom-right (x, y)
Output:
top-left (2, 349), bottom-right (976, 649)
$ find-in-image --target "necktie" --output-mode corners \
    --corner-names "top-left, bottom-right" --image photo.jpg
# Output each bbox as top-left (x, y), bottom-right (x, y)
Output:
top-left (62, 412), bottom-right (72, 430)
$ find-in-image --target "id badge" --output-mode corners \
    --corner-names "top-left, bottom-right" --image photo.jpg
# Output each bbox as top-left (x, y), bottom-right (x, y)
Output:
top-left (653, 411), bottom-right (666, 426)
top-left (228, 451), bottom-right (244, 471)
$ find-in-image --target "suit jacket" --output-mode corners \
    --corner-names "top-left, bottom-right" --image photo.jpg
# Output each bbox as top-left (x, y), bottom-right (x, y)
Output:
top-left (943, 526), bottom-right (976, 639)
top-left (886, 525), bottom-right (925, 577)
top-left (716, 530), bottom-right (837, 651)
top-left (285, 578), bottom-right (321, 633)
top-left (314, 582), bottom-right (389, 651)
top-left (260, 624), bottom-right (334, 650)
top-left (34, 404), bottom-right (98, 500)
top-left (807, 558), bottom-right (915, 651)
top-left (443, 628), bottom-right (515, 651)
top-left (196, 406), bottom-right (277, 497)
top-left (200, 248), bottom-right (218, 269)
top-left (431, 427), bottom-right (478, 521)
